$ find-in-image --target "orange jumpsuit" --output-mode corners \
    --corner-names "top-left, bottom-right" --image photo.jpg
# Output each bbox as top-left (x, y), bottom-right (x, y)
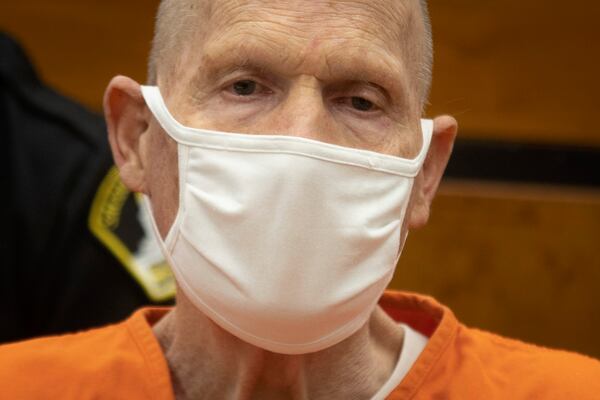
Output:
top-left (1, 290), bottom-right (599, 399)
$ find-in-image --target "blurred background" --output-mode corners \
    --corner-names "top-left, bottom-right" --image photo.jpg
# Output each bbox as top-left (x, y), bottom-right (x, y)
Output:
top-left (1, 1), bottom-right (599, 358)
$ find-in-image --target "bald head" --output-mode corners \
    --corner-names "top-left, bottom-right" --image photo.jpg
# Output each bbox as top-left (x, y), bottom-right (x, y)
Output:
top-left (147, 0), bottom-right (433, 108)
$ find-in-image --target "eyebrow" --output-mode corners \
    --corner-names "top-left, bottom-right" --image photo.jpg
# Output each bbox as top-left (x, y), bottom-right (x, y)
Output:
top-left (191, 40), bottom-right (410, 105)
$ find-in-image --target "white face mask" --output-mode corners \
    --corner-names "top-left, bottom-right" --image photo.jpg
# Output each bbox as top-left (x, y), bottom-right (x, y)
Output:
top-left (141, 85), bottom-right (433, 354)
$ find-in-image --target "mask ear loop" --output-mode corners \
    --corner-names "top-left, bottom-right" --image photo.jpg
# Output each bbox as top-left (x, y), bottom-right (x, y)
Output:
top-left (392, 119), bottom-right (433, 263)
top-left (141, 195), bottom-right (178, 253)
top-left (415, 118), bottom-right (434, 165)
top-left (140, 84), bottom-right (190, 253)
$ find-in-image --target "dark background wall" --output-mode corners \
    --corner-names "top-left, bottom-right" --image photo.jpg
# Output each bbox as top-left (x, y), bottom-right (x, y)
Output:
top-left (1, 1), bottom-right (599, 358)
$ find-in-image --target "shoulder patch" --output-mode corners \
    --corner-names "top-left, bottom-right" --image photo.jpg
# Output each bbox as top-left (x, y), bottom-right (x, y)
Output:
top-left (88, 167), bottom-right (175, 302)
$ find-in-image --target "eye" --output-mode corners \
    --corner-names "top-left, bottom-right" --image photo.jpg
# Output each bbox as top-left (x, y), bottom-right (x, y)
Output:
top-left (232, 80), bottom-right (257, 96)
top-left (351, 97), bottom-right (374, 112)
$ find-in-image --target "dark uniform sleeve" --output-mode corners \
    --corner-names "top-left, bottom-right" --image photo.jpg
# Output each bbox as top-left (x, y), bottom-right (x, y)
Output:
top-left (0, 32), bottom-right (173, 344)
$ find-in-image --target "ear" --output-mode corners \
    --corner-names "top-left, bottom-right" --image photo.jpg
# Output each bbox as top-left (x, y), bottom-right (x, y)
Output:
top-left (103, 75), bottom-right (149, 193)
top-left (407, 115), bottom-right (458, 229)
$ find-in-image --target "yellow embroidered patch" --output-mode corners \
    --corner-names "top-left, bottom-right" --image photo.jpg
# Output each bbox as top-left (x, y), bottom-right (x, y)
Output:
top-left (88, 167), bottom-right (175, 302)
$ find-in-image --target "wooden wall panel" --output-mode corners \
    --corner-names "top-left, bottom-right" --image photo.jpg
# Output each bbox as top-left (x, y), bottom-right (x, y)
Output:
top-left (391, 182), bottom-right (600, 358)
top-left (427, 1), bottom-right (600, 145)
top-left (0, 0), bottom-right (159, 111)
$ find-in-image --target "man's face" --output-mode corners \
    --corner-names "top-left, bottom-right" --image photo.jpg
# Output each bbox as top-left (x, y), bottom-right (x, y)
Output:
top-left (143, 0), bottom-right (428, 236)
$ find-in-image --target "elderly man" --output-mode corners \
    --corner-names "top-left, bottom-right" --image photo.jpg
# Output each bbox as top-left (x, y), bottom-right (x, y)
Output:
top-left (1, 0), bottom-right (599, 399)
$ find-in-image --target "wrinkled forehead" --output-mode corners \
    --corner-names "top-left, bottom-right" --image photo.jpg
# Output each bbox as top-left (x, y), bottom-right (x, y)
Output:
top-left (165, 0), bottom-right (424, 100)
top-left (204, 0), bottom-right (419, 51)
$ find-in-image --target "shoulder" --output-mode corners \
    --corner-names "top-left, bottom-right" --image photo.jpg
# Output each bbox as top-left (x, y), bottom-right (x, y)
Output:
top-left (459, 326), bottom-right (600, 398)
top-left (0, 322), bottom-right (147, 398)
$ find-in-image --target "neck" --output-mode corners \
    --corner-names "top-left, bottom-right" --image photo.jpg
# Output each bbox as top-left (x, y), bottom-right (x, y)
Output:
top-left (154, 293), bottom-right (404, 400)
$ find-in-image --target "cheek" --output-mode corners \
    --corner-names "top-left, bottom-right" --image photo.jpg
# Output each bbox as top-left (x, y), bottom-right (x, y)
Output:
top-left (147, 128), bottom-right (180, 239)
